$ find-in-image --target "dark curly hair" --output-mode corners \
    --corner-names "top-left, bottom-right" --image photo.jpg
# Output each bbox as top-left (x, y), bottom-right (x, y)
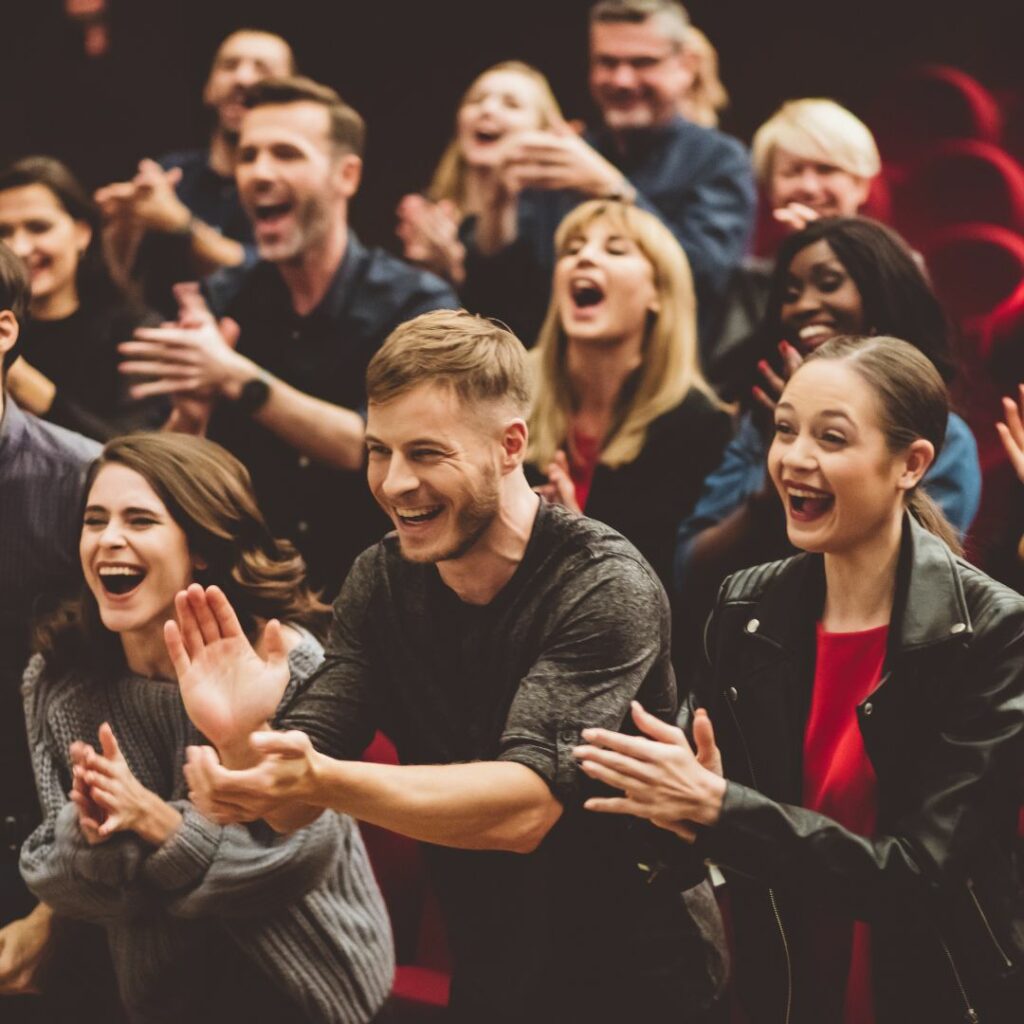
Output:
top-left (36, 433), bottom-right (331, 676)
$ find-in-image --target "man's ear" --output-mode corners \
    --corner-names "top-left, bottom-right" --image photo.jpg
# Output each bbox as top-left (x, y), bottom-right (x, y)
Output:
top-left (334, 154), bottom-right (363, 200)
top-left (898, 438), bottom-right (935, 492)
top-left (0, 309), bottom-right (20, 361)
top-left (501, 418), bottom-right (529, 470)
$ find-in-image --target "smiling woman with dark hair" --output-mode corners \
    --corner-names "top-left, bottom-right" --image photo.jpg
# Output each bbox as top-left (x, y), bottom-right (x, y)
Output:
top-left (0, 156), bottom-right (165, 440)
top-left (20, 432), bottom-right (393, 1024)
top-left (673, 216), bottom-right (980, 683)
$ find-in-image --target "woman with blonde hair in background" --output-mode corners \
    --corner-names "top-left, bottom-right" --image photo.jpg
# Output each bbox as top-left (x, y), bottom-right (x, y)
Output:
top-left (677, 27), bottom-right (729, 129)
top-left (396, 61), bottom-right (563, 285)
top-left (528, 199), bottom-right (732, 589)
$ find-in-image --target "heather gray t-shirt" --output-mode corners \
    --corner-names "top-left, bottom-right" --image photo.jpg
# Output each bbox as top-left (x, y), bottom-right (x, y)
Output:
top-left (279, 499), bottom-right (719, 1023)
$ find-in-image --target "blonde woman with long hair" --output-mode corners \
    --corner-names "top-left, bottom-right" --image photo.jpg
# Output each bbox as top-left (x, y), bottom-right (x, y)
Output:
top-left (396, 61), bottom-right (563, 285)
top-left (528, 199), bottom-right (732, 587)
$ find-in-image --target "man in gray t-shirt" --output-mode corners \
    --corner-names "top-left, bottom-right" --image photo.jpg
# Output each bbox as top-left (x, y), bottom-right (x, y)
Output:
top-left (170, 311), bottom-right (724, 1023)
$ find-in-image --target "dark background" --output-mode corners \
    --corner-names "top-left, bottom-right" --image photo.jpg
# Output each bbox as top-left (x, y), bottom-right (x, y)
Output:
top-left (1, 0), bottom-right (1020, 250)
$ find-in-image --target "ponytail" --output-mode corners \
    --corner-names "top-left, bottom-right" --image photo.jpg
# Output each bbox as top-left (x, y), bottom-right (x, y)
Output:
top-left (908, 488), bottom-right (963, 557)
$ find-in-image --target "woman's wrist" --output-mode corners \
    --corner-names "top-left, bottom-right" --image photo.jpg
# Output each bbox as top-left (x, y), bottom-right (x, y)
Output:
top-left (137, 794), bottom-right (183, 846)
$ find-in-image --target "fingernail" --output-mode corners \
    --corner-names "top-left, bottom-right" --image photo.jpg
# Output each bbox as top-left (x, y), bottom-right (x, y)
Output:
top-left (758, 359), bottom-right (768, 371)
top-left (581, 728), bottom-right (596, 740)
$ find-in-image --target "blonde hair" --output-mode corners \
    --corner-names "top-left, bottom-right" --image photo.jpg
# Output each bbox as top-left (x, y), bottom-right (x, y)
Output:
top-left (751, 98), bottom-right (881, 185)
top-left (528, 200), bottom-right (720, 469)
top-left (679, 26), bottom-right (729, 128)
top-left (428, 62), bottom-right (563, 207)
top-left (366, 309), bottom-right (531, 415)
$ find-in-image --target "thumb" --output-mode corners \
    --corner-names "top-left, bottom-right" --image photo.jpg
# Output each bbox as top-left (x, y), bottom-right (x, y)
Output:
top-left (263, 619), bottom-right (288, 667)
top-left (166, 166), bottom-right (183, 187)
top-left (219, 317), bottom-right (241, 350)
top-left (98, 722), bottom-right (121, 762)
top-left (173, 281), bottom-right (212, 323)
top-left (552, 449), bottom-right (571, 475)
top-left (250, 729), bottom-right (310, 758)
top-left (693, 708), bottom-right (723, 775)
top-left (548, 116), bottom-right (575, 138)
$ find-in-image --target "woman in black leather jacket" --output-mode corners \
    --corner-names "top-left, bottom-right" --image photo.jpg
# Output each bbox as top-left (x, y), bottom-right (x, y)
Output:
top-left (575, 335), bottom-right (1023, 1023)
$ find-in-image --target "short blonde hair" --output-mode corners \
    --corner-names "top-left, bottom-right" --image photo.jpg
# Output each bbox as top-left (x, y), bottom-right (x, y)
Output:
top-left (528, 200), bottom-right (720, 469)
top-left (751, 98), bottom-right (880, 185)
top-left (366, 310), bottom-right (530, 414)
top-left (429, 62), bottom-right (563, 208)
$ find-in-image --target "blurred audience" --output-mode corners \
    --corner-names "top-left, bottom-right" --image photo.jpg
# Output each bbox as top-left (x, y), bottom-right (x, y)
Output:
top-left (0, 157), bottom-right (163, 441)
top-left (674, 217), bottom-right (981, 682)
top-left (95, 30), bottom-right (295, 314)
top-left (707, 98), bottom-right (882, 388)
top-left (676, 27), bottom-right (729, 128)
top-left (396, 61), bottom-right (563, 286)
top-left (119, 77), bottom-right (458, 595)
top-left (462, 0), bottom-right (755, 346)
top-left (527, 200), bottom-right (731, 589)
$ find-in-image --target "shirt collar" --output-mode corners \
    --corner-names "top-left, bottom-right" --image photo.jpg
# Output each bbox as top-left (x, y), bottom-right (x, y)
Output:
top-left (312, 230), bottom-right (367, 323)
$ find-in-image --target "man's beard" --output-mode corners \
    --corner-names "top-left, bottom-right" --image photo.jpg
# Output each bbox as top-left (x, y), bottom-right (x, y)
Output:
top-left (398, 473), bottom-right (501, 566)
top-left (258, 194), bottom-right (333, 265)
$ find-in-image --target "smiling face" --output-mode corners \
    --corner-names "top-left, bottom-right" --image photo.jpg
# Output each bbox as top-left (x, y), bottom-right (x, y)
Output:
top-left (768, 359), bottom-right (923, 556)
top-left (204, 31), bottom-right (293, 135)
top-left (0, 184), bottom-right (89, 316)
top-left (779, 238), bottom-right (864, 351)
top-left (236, 101), bottom-right (356, 263)
top-left (457, 69), bottom-right (548, 167)
top-left (590, 19), bottom-right (692, 131)
top-left (81, 463), bottom-right (196, 640)
top-left (769, 146), bottom-right (871, 218)
top-left (366, 383), bottom-right (518, 564)
top-left (554, 215), bottom-right (659, 345)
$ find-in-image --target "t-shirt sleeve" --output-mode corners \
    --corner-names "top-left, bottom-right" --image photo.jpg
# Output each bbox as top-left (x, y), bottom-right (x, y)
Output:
top-left (275, 550), bottom-right (382, 760)
top-left (496, 551), bottom-right (674, 805)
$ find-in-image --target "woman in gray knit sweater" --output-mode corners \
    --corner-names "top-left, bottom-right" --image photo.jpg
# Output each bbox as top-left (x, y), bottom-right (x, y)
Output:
top-left (20, 433), bottom-right (394, 1024)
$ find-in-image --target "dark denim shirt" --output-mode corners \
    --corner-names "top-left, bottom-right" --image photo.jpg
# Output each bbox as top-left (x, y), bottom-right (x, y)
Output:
top-left (462, 115), bottom-right (756, 346)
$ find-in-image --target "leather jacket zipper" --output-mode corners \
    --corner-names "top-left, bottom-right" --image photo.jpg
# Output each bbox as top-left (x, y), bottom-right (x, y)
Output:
top-left (938, 935), bottom-right (980, 1022)
top-left (966, 878), bottom-right (1013, 969)
top-left (724, 688), bottom-right (793, 1024)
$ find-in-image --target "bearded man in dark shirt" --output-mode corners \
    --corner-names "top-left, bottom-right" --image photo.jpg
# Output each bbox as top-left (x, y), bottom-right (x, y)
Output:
top-left (165, 310), bottom-right (726, 1024)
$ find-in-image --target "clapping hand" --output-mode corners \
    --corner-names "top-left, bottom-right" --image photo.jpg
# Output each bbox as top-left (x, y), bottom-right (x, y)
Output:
top-left (752, 340), bottom-right (804, 411)
top-left (534, 449), bottom-right (582, 514)
top-left (502, 123), bottom-right (624, 198)
top-left (71, 724), bottom-right (181, 845)
top-left (574, 702), bottom-right (726, 843)
top-left (395, 195), bottom-right (466, 284)
top-left (165, 584), bottom-right (290, 760)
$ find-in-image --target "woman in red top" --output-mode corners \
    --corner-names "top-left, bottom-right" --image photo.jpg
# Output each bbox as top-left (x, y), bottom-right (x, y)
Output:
top-left (575, 335), bottom-right (1024, 1022)
top-left (526, 200), bottom-right (731, 589)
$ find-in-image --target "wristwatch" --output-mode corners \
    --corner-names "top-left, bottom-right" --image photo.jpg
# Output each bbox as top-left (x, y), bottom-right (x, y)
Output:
top-left (234, 375), bottom-right (271, 415)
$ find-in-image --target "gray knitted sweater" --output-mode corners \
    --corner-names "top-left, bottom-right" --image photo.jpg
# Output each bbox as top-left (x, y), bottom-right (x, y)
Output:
top-left (20, 632), bottom-right (394, 1024)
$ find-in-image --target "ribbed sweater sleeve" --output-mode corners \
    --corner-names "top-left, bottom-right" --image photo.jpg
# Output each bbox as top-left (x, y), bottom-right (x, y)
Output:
top-left (143, 805), bottom-right (343, 919)
top-left (19, 655), bottom-right (153, 923)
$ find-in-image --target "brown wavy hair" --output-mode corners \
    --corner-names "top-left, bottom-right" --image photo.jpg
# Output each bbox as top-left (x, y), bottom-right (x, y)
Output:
top-left (36, 433), bottom-right (330, 675)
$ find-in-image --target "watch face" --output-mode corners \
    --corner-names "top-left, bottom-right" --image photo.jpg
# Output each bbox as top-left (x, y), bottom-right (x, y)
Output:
top-left (239, 377), bottom-right (271, 414)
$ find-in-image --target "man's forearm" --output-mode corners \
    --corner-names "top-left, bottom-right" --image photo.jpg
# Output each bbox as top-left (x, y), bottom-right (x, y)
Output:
top-left (251, 376), bottom-right (365, 471)
top-left (304, 757), bottom-right (562, 853)
top-left (189, 219), bottom-right (246, 273)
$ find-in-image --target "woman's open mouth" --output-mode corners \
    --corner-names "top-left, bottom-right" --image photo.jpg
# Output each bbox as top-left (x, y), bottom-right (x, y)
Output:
top-left (569, 277), bottom-right (606, 311)
top-left (97, 565), bottom-right (147, 596)
top-left (786, 485), bottom-right (834, 522)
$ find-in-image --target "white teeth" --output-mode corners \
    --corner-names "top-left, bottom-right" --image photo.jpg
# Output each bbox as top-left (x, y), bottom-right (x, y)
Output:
top-left (98, 566), bottom-right (145, 576)
top-left (396, 506), bottom-right (442, 521)
top-left (788, 487), bottom-right (831, 498)
top-left (799, 324), bottom-right (832, 340)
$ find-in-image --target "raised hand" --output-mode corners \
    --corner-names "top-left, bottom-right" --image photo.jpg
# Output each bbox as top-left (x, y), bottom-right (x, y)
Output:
top-left (772, 202), bottom-right (821, 234)
top-left (77, 724), bottom-right (182, 845)
top-left (395, 195), bottom-right (466, 284)
top-left (502, 125), bottom-right (624, 198)
top-left (534, 449), bottom-right (582, 513)
top-left (165, 585), bottom-right (290, 760)
top-left (752, 340), bottom-right (804, 411)
top-left (996, 384), bottom-right (1024, 484)
top-left (573, 701), bottom-right (726, 843)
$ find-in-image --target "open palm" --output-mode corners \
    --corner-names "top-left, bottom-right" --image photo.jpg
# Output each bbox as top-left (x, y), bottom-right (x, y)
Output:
top-left (165, 584), bottom-right (289, 753)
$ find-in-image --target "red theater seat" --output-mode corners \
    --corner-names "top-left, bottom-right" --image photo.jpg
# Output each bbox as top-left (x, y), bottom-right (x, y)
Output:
top-left (893, 141), bottom-right (1024, 247)
top-left (921, 223), bottom-right (1024, 337)
top-left (872, 64), bottom-right (1003, 173)
top-left (360, 733), bottom-right (452, 1017)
